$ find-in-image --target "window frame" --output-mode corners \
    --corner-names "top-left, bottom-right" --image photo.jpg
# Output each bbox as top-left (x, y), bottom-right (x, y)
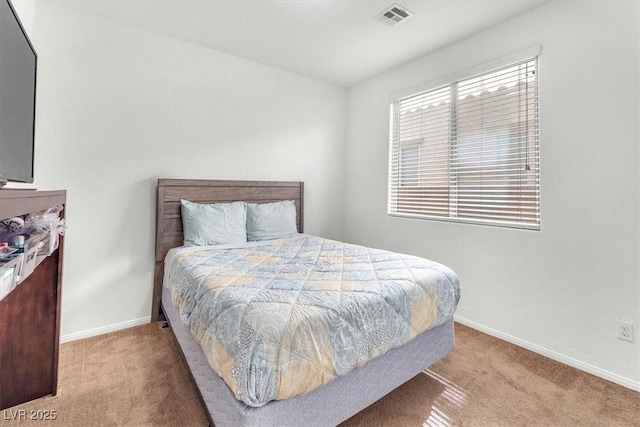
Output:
top-left (387, 46), bottom-right (541, 231)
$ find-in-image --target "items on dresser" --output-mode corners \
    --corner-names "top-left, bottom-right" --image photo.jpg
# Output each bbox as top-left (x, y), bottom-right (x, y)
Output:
top-left (0, 204), bottom-right (65, 300)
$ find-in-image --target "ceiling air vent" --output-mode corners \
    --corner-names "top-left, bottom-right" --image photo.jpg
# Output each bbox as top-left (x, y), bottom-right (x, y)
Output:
top-left (375, 3), bottom-right (414, 26)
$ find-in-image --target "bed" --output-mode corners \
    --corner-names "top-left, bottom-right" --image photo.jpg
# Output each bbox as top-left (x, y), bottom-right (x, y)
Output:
top-left (152, 178), bottom-right (459, 426)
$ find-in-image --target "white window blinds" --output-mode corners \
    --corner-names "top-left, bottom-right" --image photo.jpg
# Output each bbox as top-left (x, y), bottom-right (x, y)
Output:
top-left (388, 56), bottom-right (539, 230)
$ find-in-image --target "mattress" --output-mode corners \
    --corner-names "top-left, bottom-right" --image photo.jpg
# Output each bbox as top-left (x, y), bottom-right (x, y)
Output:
top-left (163, 234), bottom-right (460, 408)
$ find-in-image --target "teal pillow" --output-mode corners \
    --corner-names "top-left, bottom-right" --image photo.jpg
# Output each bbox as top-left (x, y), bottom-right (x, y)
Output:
top-left (246, 201), bottom-right (297, 241)
top-left (180, 200), bottom-right (247, 246)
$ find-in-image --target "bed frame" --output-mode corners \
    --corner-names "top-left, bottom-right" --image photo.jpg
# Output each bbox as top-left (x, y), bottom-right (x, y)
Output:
top-left (153, 178), bottom-right (455, 427)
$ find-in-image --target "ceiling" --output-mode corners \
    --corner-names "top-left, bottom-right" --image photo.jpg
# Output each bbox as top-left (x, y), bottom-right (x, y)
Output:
top-left (54, 0), bottom-right (548, 87)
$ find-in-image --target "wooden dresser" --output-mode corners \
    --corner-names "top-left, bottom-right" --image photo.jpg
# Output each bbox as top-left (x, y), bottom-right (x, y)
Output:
top-left (0, 190), bottom-right (65, 409)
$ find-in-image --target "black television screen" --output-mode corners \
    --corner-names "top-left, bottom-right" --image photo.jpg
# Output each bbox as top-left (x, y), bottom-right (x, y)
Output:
top-left (0, 0), bottom-right (36, 185)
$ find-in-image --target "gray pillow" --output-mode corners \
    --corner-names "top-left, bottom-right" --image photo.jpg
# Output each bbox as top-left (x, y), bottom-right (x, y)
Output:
top-left (180, 200), bottom-right (247, 246)
top-left (246, 200), bottom-right (297, 241)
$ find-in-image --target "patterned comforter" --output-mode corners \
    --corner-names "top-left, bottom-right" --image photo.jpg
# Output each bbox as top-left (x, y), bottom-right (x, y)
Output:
top-left (164, 235), bottom-right (460, 407)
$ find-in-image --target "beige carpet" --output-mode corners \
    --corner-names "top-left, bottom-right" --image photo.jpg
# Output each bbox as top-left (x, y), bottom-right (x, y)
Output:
top-left (2, 322), bottom-right (638, 427)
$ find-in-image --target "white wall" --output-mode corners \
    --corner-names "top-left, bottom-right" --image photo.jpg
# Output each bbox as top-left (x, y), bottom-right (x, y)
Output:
top-left (344, 1), bottom-right (640, 389)
top-left (12, 3), bottom-right (346, 340)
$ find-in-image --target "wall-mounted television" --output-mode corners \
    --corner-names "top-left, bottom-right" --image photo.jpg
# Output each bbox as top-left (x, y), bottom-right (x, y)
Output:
top-left (0, 0), bottom-right (37, 187)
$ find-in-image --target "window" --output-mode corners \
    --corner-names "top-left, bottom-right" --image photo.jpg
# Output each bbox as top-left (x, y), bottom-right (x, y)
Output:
top-left (388, 54), bottom-right (539, 230)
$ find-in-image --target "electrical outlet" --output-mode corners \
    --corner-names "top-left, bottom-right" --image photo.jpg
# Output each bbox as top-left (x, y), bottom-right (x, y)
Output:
top-left (617, 320), bottom-right (634, 342)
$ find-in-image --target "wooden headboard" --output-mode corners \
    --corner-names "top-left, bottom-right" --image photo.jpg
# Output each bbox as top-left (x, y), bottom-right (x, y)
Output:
top-left (151, 179), bottom-right (304, 321)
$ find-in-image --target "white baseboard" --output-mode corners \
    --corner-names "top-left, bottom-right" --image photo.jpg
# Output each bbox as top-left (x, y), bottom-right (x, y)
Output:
top-left (454, 315), bottom-right (640, 393)
top-left (61, 316), bottom-right (150, 343)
